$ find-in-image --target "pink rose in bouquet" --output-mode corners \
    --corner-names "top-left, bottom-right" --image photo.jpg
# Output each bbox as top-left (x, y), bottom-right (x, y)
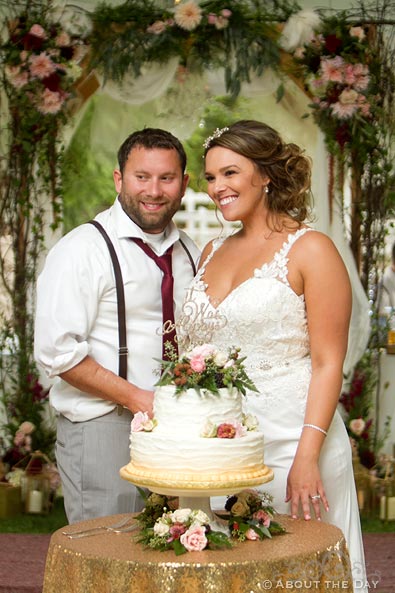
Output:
top-left (180, 525), bottom-right (208, 551)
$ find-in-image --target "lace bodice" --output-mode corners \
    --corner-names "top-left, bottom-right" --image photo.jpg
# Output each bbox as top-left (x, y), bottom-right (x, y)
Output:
top-left (178, 228), bottom-right (313, 410)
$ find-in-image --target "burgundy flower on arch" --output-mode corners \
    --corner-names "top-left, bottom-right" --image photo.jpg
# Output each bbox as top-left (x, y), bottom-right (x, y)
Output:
top-left (324, 35), bottom-right (343, 53)
top-left (22, 32), bottom-right (45, 51)
top-left (335, 123), bottom-right (351, 148)
top-left (42, 72), bottom-right (62, 92)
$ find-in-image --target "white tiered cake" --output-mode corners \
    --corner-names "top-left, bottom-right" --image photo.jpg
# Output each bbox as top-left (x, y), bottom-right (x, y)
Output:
top-left (120, 384), bottom-right (272, 492)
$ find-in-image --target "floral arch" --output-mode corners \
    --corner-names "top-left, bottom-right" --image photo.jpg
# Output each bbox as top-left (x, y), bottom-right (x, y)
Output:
top-left (0, 0), bottom-right (394, 467)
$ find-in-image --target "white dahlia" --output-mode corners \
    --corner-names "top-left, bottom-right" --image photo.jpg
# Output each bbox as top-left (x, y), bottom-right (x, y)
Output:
top-left (174, 1), bottom-right (202, 31)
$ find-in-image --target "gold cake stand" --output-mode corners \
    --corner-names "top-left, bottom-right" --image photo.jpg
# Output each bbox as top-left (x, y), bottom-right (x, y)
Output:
top-left (120, 462), bottom-right (274, 532)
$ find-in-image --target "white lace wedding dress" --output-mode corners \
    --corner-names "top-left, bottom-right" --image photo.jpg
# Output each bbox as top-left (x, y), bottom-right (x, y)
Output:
top-left (181, 228), bottom-right (367, 592)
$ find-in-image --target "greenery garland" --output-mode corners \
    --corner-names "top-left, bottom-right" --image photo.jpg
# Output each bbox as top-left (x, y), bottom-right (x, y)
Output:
top-left (89, 0), bottom-right (298, 97)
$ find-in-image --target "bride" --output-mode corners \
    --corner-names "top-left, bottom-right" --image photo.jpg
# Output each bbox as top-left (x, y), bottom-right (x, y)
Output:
top-left (182, 120), bottom-right (367, 591)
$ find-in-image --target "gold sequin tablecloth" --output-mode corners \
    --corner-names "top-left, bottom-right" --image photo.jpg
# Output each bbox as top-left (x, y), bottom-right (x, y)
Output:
top-left (43, 514), bottom-right (353, 593)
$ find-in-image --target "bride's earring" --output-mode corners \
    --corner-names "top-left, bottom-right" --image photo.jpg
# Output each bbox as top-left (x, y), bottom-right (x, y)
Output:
top-left (264, 185), bottom-right (269, 194)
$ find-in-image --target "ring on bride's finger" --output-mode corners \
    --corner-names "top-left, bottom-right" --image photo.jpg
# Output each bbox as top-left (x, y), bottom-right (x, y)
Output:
top-left (310, 494), bottom-right (321, 500)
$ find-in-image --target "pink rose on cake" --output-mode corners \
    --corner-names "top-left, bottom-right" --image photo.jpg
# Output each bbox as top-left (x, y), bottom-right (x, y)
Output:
top-left (217, 421), bottom-right (245, 438)
top-left (189, 343), bottom-right (217, 359)
top-left (131, 411), bottom-right (156, 432)
top-left (189, 355), bottom-right (206, 372)
top-left (201, 417), bottom-right (256, 438)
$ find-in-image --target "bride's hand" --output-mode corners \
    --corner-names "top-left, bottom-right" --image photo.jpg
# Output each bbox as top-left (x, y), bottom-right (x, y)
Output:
top-left (285, 457), bottom-right (329, 521)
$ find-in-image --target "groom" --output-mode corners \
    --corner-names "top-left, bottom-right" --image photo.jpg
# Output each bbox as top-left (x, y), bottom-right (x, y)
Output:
top-left (34, 127), bottom-right (200, 523)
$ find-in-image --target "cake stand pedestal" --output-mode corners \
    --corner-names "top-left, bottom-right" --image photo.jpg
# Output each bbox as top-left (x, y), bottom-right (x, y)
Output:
top-left (143, 486), bottom-right (247, 534)
top-left (120, 464), bottom-right (274, 533)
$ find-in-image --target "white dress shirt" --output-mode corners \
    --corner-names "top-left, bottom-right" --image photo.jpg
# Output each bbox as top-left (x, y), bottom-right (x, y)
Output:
top-left (34, 197), bottom-right (200, 421)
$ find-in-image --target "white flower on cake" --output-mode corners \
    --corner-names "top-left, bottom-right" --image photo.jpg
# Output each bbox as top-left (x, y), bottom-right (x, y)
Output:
top-left (243, 413), bottom-right (259, 431)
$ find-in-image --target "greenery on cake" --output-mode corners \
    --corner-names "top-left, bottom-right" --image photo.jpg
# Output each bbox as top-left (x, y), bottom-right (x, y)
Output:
top-left (156, 343), bottom-right (258, 396)
top-left (135, 489), bottom-right (285, 555)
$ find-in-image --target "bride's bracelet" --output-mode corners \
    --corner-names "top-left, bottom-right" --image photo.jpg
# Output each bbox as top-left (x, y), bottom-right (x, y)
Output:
top-left (303, 423), bottom-right (328, 437)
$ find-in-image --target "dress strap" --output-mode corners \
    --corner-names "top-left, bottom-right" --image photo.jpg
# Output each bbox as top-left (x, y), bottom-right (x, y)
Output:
top-left (281, 227), bottom-right (314, 258)
top-left (269, 227), bottom-right (314, 287)
top-left (196, 236), bottom-right (226, 281)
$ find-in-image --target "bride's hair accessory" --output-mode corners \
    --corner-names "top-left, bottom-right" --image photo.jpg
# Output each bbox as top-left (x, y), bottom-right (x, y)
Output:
top-left (203, 127), bottom-right (230, 150)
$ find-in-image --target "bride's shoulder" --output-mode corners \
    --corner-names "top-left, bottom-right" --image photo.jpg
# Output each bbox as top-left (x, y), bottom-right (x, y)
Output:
top-left (292, 227), bottom-right (345, 267)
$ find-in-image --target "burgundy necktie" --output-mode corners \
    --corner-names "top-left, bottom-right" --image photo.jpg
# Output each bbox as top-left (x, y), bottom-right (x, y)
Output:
top-left (132, 238), bottom-right (177, 360)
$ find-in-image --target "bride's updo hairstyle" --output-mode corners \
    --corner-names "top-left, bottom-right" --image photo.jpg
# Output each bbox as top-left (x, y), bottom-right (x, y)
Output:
top-left (204, 120), bottom-right (312, 225)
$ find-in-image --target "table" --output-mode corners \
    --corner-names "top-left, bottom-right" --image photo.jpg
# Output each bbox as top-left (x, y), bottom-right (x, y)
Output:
top-left (42, 514), bottom-right (353, 593)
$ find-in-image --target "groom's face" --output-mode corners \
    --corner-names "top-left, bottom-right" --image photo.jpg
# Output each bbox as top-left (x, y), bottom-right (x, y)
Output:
top-left (114, 146), bottom-right (189, 233)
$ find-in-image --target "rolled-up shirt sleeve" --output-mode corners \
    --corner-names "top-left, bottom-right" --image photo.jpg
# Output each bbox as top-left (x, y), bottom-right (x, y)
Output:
top-left (34, 228), bottom-right (107, 378)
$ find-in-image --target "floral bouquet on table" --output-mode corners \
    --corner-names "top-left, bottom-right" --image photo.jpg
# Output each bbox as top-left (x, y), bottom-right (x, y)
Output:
top-left (134, 489), bottom-right (285, 555)
top-left (157, 343), bottom-right (258, 396)
top-left (225, 489), bottom-right (285, 541)
top-left (135, 491), bottom-right (231, 555)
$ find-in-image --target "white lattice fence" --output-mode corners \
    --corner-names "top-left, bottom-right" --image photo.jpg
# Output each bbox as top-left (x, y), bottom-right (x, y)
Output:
top-left (175, 189), bottom-right (239, 248)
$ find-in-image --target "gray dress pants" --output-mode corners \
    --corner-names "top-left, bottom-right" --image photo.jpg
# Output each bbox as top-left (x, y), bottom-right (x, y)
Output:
top-left (56, 407), bottom-right (145, 524)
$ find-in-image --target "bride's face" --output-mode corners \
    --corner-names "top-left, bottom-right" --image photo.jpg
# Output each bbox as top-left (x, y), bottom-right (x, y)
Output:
top-left (204, 146), bottom-right (269, 222)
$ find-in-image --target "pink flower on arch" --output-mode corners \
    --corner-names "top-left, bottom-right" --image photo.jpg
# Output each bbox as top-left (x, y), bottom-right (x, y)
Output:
top-left (29, 52), bottom-right (56, 79)
top-left (55, 31), bottom-right (71, 47)
top-left (349, 418), bottom-right (366, 436)
top-left (29, 24), bottom-right (46, 39)
top-left (349, 26), bottom-right (366, 41)
top-left (13, 431), bottom-right (25, 447)
top-left (147, 20), bottom-right (167, 35)
top-left (343, 63), bottom-right (356, 85)
top-left (37, 88), bottom-right (65, 114)
top-left (331, 101), bottom-right (358, 119)
top-left (19, 421), bottom-right (35, 435)
top-left (6, 65), bottom-right (29, 89)
top-left (320, 56), bottom-right (345, 84)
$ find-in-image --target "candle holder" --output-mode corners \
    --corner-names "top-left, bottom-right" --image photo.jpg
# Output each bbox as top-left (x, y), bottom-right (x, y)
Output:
top-left (369, 454), bottom-right (395, 521)
top-left (352, 449), bottom-right (372, 514)
top-left (21, 451), bottom-right (51, 515)
top-left (379, 459), bottom-right (395, 522)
